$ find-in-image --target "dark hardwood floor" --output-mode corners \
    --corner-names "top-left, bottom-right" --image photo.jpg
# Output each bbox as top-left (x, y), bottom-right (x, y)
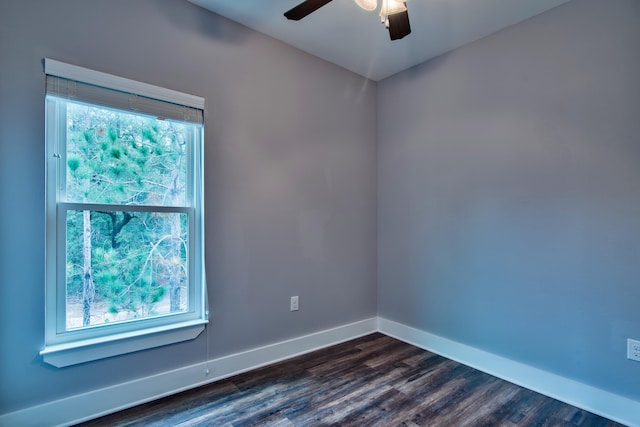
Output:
top-left (77, 333), bottom-right (625, 427)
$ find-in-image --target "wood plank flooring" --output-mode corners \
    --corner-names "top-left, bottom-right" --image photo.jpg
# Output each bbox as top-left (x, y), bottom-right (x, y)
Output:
top-left (77, 333), bottom-right (625, 427)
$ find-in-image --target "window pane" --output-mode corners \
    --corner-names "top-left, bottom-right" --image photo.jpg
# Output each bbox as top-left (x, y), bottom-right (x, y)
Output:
top-left (65, 209), bottom-right (188, 330)
top-left (64, 101), bottom-right (189, 207)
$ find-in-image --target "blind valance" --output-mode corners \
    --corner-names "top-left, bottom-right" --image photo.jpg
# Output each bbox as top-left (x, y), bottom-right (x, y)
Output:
top-left (45, 59), bottom-right (204, 125)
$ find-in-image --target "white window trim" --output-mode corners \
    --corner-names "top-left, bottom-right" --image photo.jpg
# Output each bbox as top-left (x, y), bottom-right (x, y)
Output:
top-left (42, 59), bottom-right (208, 367)
top-left (40, 320), bottom-right (208, 368)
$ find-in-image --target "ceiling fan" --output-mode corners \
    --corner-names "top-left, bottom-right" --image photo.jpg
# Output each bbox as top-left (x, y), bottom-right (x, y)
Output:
top-left (284, 0), bottom-right (411, 40)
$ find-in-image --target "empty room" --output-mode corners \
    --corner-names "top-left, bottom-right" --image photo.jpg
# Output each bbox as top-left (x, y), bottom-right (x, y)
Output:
top-left (0, 0), bottom-right (638, 425)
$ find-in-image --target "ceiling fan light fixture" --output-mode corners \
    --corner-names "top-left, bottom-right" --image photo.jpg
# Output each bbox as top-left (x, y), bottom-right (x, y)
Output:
top-left (379, 0), bottom-right (407, 17)
top-left (283, 0), bottom-right (411, 41)
top-left (354, 0), bottom-right (377, 11)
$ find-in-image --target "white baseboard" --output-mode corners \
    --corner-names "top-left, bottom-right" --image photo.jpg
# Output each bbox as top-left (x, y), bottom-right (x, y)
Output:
top-left (3, 317), bottom-right (638, 427)
top-left (0, 318), bottom-right (377, 427)
top-left (377, 317), bottom-right (640, 427)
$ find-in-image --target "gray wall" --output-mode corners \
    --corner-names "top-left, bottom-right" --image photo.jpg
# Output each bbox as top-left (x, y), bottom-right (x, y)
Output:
top-left (2, 0), bottom-right (639, 417)
top-left (378, 0), bottom-right (640, 401)
top-left (0, 0), bottom-right (377, 413)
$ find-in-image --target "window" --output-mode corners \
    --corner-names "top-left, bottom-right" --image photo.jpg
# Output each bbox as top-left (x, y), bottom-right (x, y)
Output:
top-left (41, 59), bottom-right (207, 367)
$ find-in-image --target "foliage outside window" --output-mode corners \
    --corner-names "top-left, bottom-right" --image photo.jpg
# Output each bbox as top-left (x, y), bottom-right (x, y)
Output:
top-left (42, 59), bottom-right (207, 367)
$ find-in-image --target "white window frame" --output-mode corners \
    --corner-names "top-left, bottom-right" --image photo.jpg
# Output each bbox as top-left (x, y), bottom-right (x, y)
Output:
top-left (41, 59), bottom-right (208, 367)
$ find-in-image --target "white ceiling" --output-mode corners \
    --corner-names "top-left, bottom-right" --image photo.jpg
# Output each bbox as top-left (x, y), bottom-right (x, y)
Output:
top-left (188, 0), bottom-right (570, 81)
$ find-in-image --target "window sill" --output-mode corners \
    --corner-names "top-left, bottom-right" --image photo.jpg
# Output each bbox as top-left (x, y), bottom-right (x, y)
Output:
top-left (40, 320), bottom-right (208, 368)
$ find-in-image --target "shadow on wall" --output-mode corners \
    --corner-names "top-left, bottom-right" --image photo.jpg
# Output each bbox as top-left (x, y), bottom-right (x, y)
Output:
top-left (160, 0), bottom-right (250, 44)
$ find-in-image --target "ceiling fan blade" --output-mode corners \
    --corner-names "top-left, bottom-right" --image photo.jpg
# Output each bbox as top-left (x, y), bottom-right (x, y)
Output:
top-left (388, 10), bottom-right (411, 40)
top-left (284, 0), bottom-right (333, 20)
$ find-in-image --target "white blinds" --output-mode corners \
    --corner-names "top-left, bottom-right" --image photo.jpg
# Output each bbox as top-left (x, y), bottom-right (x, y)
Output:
top-left (45, 58), bottom-right (204, 125)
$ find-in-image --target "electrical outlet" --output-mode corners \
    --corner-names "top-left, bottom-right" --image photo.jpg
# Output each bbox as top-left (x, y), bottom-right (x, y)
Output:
top-left (290, 296), bottom-right (299, 312)
top-left (627, 339), bottom-right (640, 362)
